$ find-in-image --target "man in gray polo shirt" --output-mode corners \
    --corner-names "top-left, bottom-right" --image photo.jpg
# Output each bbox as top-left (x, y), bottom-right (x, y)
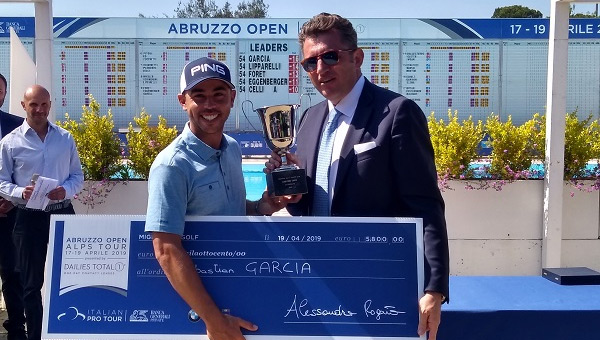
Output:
top-left (145, 57), bottom-right (298, 340)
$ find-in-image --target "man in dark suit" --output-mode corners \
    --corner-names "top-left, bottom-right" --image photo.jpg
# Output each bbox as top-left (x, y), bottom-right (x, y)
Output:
top-left (267, 13), bottom-right (449, 340)
top-left (0, 73), bottom-right (27, 340)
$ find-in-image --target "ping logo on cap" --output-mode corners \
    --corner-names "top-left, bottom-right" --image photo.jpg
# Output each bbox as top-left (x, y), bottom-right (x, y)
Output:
top-left (190, 63), bottom-right (227, 77)
top-left (180, 57), bottom-right (234, 92)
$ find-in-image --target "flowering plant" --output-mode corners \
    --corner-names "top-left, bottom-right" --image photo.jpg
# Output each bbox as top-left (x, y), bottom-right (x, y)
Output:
top-left (74, 180), bottom-right (123, 212)
top-left (126, 110), bottom-right (177, 179)
top-left (57, 95), bottom-right (128, 181)
top-left (427, 110), bottom-right (484, 190)
top-left (535, 111), bottom-right (600, 194)
top-left (57, 95), bottom-right (128, 210)
top-left (484, 113), bottom-right (544, 182)
top-left (427, 110), bottom-right (600, 193)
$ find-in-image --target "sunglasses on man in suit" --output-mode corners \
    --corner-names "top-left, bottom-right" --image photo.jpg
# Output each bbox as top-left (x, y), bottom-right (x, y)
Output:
top-left (300, 49), bottom-right (357, 72)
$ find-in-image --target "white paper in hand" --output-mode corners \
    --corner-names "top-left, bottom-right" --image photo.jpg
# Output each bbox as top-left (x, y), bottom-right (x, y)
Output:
top-left (25, 176), bottom-right (59, 210)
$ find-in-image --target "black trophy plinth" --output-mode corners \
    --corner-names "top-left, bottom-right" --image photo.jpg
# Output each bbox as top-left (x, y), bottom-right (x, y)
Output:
top-left (266, 167), bottom-right (308, 196)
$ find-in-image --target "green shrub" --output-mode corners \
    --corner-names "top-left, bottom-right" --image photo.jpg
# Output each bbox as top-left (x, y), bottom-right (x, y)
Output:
top-left (564, 112), bottom-right (600, 179)
top-left (427, 109), bottom-right (600, 192)
top-left (57, 95), bottom-right (126, 181)
top-left (485, 113), bottom-right (543, 179)
top-left (126, 110), bottom-right (178, 179)
top-left (536, 111), bottom-right (600, 179)
top-left (428, 110), bottom-right (484, 180)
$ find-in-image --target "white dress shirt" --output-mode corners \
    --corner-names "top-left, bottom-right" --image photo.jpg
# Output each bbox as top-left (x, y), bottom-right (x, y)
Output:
top-left (0, 120), bottom-right (84, 205)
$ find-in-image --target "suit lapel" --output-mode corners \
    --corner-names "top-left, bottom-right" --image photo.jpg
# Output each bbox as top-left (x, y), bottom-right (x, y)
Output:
top-left (0, 113), bottom-right (7, 138)
top-left (333, 81), bottom-right (376, 195)
top-left (300, 101), bottom-right (329, 180)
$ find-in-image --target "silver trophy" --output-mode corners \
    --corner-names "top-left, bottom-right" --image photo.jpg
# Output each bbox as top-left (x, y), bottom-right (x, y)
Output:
top-left (256, 104), bottom-right (308, 196)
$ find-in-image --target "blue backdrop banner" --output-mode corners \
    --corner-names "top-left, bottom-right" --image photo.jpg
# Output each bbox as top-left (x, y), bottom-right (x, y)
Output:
top-left (43, 216), bottom-right (424, 339)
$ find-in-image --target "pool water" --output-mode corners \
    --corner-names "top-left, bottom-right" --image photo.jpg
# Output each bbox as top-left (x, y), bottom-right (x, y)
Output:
top-left (469, 161), bottom-right (599, 179)
top-left (119, 163), bottom-right (268, 200)
top-left (140, 162), bottom-right (599, 201)
top-left (243, 163), bottom-right (268, 201)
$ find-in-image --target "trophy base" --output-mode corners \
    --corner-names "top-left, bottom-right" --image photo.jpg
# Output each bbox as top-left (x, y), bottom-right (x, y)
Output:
top-left (266, 167), bottom-right (308, 197)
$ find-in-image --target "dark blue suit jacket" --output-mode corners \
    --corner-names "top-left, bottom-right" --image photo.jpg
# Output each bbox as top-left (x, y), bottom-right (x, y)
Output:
top-left (0, 109), bottom-right (24, 139)
top-left (0, 109), bottom-right (24, 225)
top-left (289, 79), bottom-right (450, 298)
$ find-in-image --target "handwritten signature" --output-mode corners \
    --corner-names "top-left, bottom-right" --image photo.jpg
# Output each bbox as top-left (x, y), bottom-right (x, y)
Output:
top-left (284, 295), bottom-right (357, 318)
top-left (364, 300), bottom-right (405, 320)
top-left (284, 295), bottom-right (405, 320)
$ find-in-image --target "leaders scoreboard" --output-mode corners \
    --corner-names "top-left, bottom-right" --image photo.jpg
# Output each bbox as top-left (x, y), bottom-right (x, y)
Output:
top-left (1, 18), bottom-right (599, 129)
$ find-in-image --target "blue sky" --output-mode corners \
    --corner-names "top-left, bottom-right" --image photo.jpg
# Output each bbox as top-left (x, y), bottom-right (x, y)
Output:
top-left (1, 0), bottom-right (598, 18)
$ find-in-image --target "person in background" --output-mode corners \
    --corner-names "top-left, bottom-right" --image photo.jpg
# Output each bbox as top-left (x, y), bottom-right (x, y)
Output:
top-left (0, 84), bottom-right (84, 340)
top-left (0, 73), bottom-right (27, 340)
top-left (145, 57), bottom-right (298, 340)
top-left (266, 13), bottom-right (449, 340)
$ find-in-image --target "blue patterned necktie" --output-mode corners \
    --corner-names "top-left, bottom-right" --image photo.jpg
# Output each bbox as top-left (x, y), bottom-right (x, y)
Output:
top-left (312, 109), bottom-right (343, 216)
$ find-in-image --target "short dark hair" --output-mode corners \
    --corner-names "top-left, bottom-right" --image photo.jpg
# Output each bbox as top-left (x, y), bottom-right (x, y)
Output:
top-left (0, 73), bottom-right (6, 89)
top-left (298, 13), bottom-right (358, 50)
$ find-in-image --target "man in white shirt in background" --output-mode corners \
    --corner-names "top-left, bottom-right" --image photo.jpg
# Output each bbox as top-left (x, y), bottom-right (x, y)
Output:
top-left (0, 85), bottom-right (84, 340)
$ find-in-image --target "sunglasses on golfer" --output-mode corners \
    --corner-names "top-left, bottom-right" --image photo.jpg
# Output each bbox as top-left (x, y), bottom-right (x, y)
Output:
top-left (300, 49), bottom-right (357, 72)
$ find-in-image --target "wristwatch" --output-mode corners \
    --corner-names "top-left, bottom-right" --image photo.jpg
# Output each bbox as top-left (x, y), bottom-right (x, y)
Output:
top-left (254, 198), bottom-right (262, 215)
top-left (254, 198), bottom-right (272, 216)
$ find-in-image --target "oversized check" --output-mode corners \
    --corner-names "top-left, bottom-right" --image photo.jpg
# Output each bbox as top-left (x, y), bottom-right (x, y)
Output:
top-left (43, 215), bottom-right (424, 339)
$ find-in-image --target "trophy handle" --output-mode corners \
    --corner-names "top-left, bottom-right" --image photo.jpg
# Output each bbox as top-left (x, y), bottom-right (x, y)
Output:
top-left (241, 100), bottom-right (260, 132)
top-left (242, 99), bottom-right (255, 112)
top-left (299, 93), bottom-right (312, 109)
top-left (296, 93), bottom-right (312, 133)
